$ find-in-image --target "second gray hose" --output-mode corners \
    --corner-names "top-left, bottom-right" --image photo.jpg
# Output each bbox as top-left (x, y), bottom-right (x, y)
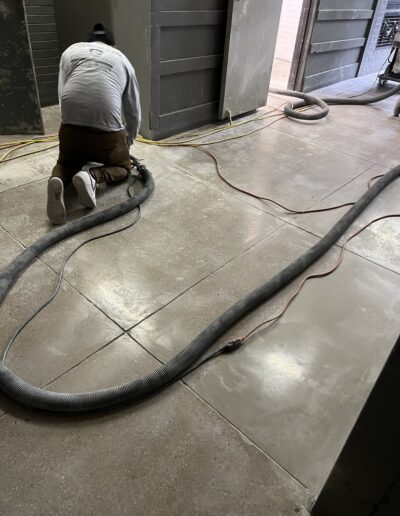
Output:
top-left (271, 84), bottom-right (400, 120)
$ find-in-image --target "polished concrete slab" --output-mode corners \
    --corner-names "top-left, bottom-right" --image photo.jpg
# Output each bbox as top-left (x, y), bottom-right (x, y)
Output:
top-left (267, 91), bottom-right (400, 169)
top-left (1, 74), bottom-right (400, 513)
top-left (0, 148), bottom-right (59, 193)
top-left (133, 119), bottom-right (290, 219)
top-left (292, 164), bottom-right (400, 274)
top-left (39, 166), bottom-right (281, 329)
top-left (135, 119), bottom-right (373, 221)
top-left (131, 224), bottom-right (400, 492)
top-left (0, 240), bottom-right (122, 391)
top-left (0, 335), bottom-right (312, 516)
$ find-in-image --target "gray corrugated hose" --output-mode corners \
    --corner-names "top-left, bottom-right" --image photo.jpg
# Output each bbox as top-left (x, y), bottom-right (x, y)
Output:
top-left (1, 155), bottom-right (400, 412)
top-left (271, 84), bottom-right (400, 120)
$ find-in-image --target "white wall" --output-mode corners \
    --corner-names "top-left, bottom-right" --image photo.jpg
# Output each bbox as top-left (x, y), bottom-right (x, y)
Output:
top-left (274, 0), bottom-right (303, 62)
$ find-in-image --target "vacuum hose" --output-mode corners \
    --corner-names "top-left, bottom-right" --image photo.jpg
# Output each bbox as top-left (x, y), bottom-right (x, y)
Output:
top-left (2, 82), bottom-right (400, 413)
top-left (270, 84), bottom-right (400, 120)
top-left (1, 160), bottom-right (400, 412)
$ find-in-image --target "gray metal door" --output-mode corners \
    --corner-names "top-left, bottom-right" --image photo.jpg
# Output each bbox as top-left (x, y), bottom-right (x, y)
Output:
top-left (219, 0), bottom-right (283, 120)
top-left (150, 0), bottom-right (228, 139)
top-left (292, 0), bottom-right (376, 92)
top-left (25, 0), bottom-right (61, 106)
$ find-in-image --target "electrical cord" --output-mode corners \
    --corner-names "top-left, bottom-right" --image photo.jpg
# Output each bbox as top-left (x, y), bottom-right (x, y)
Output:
top-left (0, 143), bottom-right (59, 164)
top-left (0, 106), bottom-right (287, 163)
top-left (137, 111), bottom-right (364, 215)
top-left (194, 144), bottom-right (357, 215)
top-left (182, 213), bottom-right (400, 366)
top-left (130, 210), bottom-right (400, 381)
top-left (239, 213), bottom-right (400, 344)
top-left (4, 169), bottom-right (395, 382)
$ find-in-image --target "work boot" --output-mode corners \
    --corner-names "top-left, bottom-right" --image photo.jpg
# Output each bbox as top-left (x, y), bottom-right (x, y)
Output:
top-left (73, 164), bottom-right (98, 208)
top-left (47, 177), bottom-right (66, 225)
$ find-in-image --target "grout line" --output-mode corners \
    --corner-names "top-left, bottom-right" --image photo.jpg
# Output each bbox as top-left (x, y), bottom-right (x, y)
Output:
top-left (181, 380), bottom-right (310, 492)
top-left (0, 223), bottom-right (27, 250)
top-left (41, 319), bottom-right (310, 493)
top-left (0, 177), bottom-right (48, 196)
top-left (317, 162), bottom-right (387, 203)
top-left (288, 163), bottom-right (389, 225)
top-left (0, 323), bottom-right (308, 496)
top-left (267, 123), bottom-right (389, 168)
top-left (339, 244), bottom-right (400, 278)
top-left (0, 175), bottom-right (49, 195)
top-left (152, 125), bottom-right (387, 227)
top-left (44, 333), bottom-right (125, 388)
top-left (46, 267), bottom-right (128, 332)
top-left (164, 158), bottom-right (296, 224)
top-left (286, 220), bottom-right (400, 278)
top-left (129, 334), bottom-right (164, 365)
top-left (127, 221), bottom-right (287, 333)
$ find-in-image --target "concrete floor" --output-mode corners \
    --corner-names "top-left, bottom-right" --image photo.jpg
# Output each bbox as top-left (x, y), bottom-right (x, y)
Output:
top-left (1, 76), bottom-right (400, 515)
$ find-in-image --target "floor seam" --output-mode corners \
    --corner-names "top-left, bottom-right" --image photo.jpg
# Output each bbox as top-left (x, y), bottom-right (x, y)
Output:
top-left (167, 159), bottom-right (297, 224)
top-left (0, 223), bottom-right (27, 250)
top-left (51, 323), bottom-right (312, 494)
top-left (288, 162), bottom-right (388, 225)
top-left (36, 220), bottom-right (284, 335)
top-left (286, 220), bottom-right (400, 277)
top-left (37, 257), bottom-right (128, 332)
top-left (43, 332), bottom-right (125, 388)
top-left (163, 156), bottom-right (289, 218)
top-left (181, 380), bottom-right (311, 493)
top-left (317, 162), bottom-right (386, 203)
top-left (158, 130), bottom-right (383, 227)
top-left (0, 176), bottom-right (48, 196)
top-left (267, 124), bottom-right (384, 167)
top-left (127, 221), bottom-right (288, 333)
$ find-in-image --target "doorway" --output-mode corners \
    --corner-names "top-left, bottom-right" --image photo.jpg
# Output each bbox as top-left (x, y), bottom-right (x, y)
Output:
top-left (271, 0), bottom-right (304, 89)
top-left (270, 0), bottom-right (397, 93)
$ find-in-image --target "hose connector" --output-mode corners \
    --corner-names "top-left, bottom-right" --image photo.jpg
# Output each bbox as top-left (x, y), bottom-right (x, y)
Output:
top-left (221, 339), bottom-right (244, 354)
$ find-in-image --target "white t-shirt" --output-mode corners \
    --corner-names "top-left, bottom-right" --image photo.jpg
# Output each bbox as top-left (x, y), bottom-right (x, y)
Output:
top-left (58, 42), bottom-right (141, 144)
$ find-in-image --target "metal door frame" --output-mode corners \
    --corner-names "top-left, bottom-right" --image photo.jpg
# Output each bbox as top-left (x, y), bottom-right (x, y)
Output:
top-left (288, 0), bottom-right (318, 90)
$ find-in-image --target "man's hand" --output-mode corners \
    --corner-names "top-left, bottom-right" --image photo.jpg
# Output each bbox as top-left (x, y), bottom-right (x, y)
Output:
top-left (126, 132), bottom-right (133, 147)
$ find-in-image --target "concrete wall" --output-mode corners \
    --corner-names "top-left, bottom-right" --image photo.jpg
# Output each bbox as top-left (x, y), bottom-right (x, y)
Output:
top-left (0, 0), bottom-right (43, 134)
top-left (54, 0), bottom-right (151, 136)
top-left (275, 0), bottom-right (303, 62)
top-left (54, 0), bottom-right (112, 52)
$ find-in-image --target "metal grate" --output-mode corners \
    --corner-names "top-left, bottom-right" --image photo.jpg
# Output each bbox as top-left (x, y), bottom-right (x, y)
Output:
top-left (388, 1), bottom-right (400, 10)
top-left (377, 15), bottom-right (400, 47)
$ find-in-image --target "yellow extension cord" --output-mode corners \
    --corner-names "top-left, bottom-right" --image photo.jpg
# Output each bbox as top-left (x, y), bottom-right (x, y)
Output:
top-left (0, 101), bottom-right (296, 164)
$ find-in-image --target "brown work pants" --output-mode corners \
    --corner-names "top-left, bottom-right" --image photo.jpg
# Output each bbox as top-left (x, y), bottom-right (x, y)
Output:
top-left (51, 124), bottom-right (131, 185)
